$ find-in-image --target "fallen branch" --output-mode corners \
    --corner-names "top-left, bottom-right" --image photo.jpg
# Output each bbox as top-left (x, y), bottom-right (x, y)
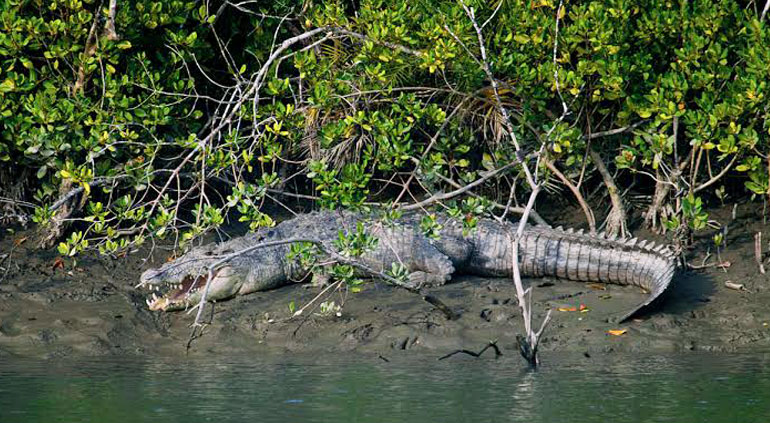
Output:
top-left (686, 260), bottom-right (731, 270)
top-left (725, 281), bottom-right (748, 291)
top-left (438, 341), bottom-right (502, 360)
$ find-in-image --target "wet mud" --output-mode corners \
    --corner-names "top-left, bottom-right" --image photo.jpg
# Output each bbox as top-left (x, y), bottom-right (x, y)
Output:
top-left (1, 204), bottom-right (769, 360)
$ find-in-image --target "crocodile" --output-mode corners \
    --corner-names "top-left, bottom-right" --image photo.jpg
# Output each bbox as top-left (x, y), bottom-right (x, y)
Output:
top-left (139, 211), bottom-right (678, 321)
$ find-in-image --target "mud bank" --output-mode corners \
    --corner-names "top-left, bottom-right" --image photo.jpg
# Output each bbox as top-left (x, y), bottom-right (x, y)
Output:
top-left (1, 205), bottom-right (769, 360)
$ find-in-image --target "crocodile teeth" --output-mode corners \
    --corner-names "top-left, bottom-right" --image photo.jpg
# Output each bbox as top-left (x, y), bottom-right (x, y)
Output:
top-left (146, 298), bottom-right (152, 306)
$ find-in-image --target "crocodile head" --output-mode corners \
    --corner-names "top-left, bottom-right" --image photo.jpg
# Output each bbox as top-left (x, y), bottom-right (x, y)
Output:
top-left (139, 252), bottom-right (243, 312)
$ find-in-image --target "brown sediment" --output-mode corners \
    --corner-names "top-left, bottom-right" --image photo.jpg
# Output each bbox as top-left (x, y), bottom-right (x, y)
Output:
top-left (1, 203), bottom-right (770, 360)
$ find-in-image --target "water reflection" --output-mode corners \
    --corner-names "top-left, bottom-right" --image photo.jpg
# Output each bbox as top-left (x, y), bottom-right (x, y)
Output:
top-left (1, 353), bottom-right (769, 423)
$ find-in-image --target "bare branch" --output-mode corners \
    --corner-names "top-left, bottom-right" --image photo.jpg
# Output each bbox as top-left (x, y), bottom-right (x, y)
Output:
top-left (545, 160), bottom-right (596, 232)
top-left (693, 154), bottom-right (738, 193)
top-left (400, 161), bottom-right (519, 211)
top-left (587, 121), bottom-right (646, 139)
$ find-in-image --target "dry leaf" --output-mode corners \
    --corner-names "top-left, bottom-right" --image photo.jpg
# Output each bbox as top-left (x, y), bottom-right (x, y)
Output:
top-left (607, 329), bottom-right (627, 336)
top-left (52, 257), bottom-right (65, 271)
top-left (558, 304), bottom-right (588, 312)
top-left (586, 283), bottom-right (606, 291)
top-left (13, 236), bottom-right (28, 247)
top-left (599, 294), bottom-right (612, 300)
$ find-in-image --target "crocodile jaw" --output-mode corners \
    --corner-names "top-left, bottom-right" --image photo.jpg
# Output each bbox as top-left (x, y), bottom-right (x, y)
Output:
top-left (139, 267), bottom-right (235, 311)
top-left (140, 272), bottom-right (210, 311)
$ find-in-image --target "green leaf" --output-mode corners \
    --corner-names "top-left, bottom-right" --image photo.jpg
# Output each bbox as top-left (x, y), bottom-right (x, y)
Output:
top-left (0, 78), bottom-right (15, 93)
top-left (513, 34), bottom-right (530, 44)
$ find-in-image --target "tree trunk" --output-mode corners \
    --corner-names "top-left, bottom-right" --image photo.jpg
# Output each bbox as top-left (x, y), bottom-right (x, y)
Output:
top-left (588, 148), bottom-right (627, 237)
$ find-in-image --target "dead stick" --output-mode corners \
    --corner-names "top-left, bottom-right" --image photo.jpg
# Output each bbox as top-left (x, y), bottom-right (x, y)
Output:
top-left (756, 232), bottom-right (766, 274)
top-left (438, 341), bottom-right (502, 360)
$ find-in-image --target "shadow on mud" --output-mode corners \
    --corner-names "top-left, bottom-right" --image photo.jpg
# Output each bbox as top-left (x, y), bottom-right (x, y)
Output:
top-left (644, 270), bottom-right (715, 319)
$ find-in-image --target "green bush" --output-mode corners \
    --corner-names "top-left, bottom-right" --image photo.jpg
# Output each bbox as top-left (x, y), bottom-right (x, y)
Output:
top-left (1, 0), bottom-right (768, 256)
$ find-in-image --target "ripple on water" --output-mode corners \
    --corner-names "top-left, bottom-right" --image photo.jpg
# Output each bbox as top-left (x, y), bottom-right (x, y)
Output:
top-left (1, 353), bottom-right (769, 423)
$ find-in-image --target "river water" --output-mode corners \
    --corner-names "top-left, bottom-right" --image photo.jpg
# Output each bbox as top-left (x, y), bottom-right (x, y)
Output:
top-left (1, 353), bottom-right (769, 422)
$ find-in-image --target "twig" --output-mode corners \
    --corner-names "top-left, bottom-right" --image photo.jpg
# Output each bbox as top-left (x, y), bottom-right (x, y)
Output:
top-left (400, 161), bottom-right (520, 211)
top-left (756, 232), bottom-right (766, 274)
top-left (50, 176), bottom-right (128, 211)
top-left (687, 261), bottom-right (731, 270)
top-left (586, 121), bottom-right (646, 139)
top-left (438, 341), bottom-right (502, 360)
top-left (290, 280), bottom-right (343, 318)
top-left (0, 197), bottom-right (36, 209)
top-left (544, 160), bottom-right (596, 232)
top-left (693, 154), bottom-right (737, 193)
top-left (762, 0), bottom-right (770, 21)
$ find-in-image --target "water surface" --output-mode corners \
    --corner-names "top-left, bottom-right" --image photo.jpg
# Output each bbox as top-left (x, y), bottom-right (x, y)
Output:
top-left (1, 353), bottom-right (769, 422)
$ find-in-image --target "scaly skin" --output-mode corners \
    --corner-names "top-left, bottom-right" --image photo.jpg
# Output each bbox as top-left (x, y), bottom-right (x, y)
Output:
top-left (139, 211), bottom-right (678, 321)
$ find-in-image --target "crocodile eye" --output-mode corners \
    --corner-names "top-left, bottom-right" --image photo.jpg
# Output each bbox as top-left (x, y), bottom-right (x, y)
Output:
top-left (267, 230), bottom-right (275, 238)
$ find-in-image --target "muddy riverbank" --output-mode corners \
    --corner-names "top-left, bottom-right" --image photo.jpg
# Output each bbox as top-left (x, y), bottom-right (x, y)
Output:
top-left (1, 204), bottom-right (769, 360)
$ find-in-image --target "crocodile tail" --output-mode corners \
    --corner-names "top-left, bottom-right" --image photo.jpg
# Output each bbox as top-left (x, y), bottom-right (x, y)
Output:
top-left (519, 226), bottom-right (679, 322)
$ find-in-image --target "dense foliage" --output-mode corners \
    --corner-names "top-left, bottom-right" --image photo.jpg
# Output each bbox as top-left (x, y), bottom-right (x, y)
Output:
top-left (1, 0), bottom-right (768, 260)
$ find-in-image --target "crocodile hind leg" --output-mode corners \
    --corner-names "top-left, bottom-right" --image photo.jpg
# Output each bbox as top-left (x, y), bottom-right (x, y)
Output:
top-left (408, 239), bottom-right (456, 288)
